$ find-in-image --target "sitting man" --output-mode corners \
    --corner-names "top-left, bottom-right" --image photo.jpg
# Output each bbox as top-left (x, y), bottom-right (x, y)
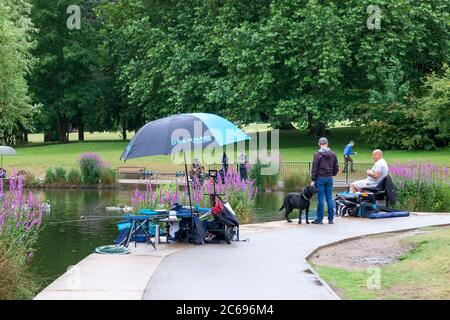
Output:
top-left (189, 158), bottom-right (203, 180)
top-left (350, 149), bottom-right (388, 192)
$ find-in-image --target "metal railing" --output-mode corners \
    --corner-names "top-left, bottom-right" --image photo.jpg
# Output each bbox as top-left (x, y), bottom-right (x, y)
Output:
top-left (117, 161), bottom-right (374, 184)
top-left (207, 161), bottom-right (373, 184)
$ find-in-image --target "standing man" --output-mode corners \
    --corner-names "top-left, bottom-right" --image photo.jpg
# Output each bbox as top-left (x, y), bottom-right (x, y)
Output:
top-left (311, 137), bottom-right (339, 224)
top-left (222, 151), bottom-right (229, 174)
top-left (237, 149), bottom-right (248, 180)
top-left (343, 141), bottom-right (356, 173)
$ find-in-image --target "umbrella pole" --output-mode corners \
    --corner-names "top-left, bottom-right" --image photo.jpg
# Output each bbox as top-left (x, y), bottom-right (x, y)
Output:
top-left (184, 152), bottom-right (193, 213)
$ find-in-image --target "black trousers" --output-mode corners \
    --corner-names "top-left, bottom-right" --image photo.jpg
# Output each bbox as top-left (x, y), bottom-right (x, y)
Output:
top-left (343, 155), bottom-right (354, 172)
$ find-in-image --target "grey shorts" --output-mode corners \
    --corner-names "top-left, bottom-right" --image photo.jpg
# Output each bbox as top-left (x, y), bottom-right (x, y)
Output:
top-left (351, 179), bottom-right (374, 190)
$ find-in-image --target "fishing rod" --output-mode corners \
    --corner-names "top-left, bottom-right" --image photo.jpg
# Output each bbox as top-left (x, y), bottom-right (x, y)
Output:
top-left (47, 213), bottom-right (177, 225)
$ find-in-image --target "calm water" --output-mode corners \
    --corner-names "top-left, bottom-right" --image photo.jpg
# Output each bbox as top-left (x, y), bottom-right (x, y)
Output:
top-left (30, 188), bottom-right (343, 285)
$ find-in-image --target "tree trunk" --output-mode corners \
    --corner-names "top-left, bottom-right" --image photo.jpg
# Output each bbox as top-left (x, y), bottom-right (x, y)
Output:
top-left (78, 123), bottom-right (85, 141)
top-left (307, 112), bottom-right (312, 130)
top-left (308, 122), bottom-right (327, 137)
top-left (122, 125), bottom-right (127, 140)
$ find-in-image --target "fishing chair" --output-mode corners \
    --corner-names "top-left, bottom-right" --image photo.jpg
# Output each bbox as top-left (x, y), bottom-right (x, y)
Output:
top-left (359, 176), bottom-right (390, 206)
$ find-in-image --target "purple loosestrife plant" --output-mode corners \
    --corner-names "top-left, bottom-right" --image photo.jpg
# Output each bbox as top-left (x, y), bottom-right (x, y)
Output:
top-left (390, 161), bottom-right (449, 212)
top-left (78, 153), bottom-right (107, 185)
top-left (0, 171), bottom-right (46, 266)
top-left (130, 168), bottom-right (257, 223)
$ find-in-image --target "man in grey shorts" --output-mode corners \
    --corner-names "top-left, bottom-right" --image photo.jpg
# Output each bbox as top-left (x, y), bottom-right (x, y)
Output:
top-left (350, 149), bottom-right (388, 192)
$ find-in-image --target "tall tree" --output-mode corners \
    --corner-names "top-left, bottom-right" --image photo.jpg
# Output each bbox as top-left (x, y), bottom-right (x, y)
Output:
top-left (29, 0), bottom-right (101, 142)
top-left (0, 0), bottom-right (36, 145)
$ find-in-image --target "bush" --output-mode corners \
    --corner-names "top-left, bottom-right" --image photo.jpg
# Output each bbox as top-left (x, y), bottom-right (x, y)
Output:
top-left (0, 242), bottom-right (39, 299)
top-left (395, 180), bottom-right (450, 212)
top-left (53, 167), bottom-right (67, 184)
top-left (100, 168), bottom-right (117, 185)
top-left (390, 161), bottom-right (450, 212)
top-left (17, 170), bottom-right (39, 187)
top-left (283, 172), bottom-right (310, 191)
top-left (44, 168), bottom-right (56, 184)
top-left (66, 168), bottom-right (81, 185)
top-left (250, 160), bottom-right (279, 191)
top-left (0, 174), bottom-right (44, 299)
top-left (79, 153), bottom-right (105, 185)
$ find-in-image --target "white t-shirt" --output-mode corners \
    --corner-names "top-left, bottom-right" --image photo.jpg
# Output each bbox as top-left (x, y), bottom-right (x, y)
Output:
top-left (367, 158), bottom-right (388, 186)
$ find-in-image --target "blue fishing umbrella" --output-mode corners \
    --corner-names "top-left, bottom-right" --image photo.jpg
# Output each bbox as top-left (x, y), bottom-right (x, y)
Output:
top-left (120, 113), bottom-right (250, 210)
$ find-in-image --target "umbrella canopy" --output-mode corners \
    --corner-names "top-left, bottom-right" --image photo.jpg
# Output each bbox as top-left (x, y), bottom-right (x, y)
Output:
top-left (121, 113), bottom-right (250, 160)
top-left (0, 146), bottom-right (17, 167)
top-left (0, 146), bottom-right (16, 156)
top-left (120, 113), bottom-right (250, 212)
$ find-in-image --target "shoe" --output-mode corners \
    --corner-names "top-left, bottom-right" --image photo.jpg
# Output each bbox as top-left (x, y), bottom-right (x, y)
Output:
top-left (328, 220), bottom-right (334, 224)
top-left (311, 220), bottom-right (323, 224)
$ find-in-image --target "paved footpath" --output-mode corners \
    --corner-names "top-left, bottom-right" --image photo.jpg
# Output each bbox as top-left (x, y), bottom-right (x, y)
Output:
top-left (35, 214), bottom-right (450, 300)
top-left (143, 214), bottom-right (450, 300)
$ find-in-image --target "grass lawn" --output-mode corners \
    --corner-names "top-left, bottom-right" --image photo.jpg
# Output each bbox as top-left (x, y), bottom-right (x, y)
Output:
top-left (314, 226), bottom-right (450, 300)
top-left (6, 127), bottom-right (449, 176)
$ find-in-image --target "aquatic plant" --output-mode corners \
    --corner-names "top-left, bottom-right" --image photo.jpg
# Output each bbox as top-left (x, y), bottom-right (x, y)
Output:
top-left (66, 168), bottom-right (81, 185)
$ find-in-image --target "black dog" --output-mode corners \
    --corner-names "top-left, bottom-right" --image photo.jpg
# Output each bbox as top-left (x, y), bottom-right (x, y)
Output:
top-left (279, 186), bottom-right (317, 224)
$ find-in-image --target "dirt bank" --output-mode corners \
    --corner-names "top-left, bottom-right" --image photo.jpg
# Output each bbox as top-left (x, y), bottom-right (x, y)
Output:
top-left (309, 229), bottom-right (431, 270)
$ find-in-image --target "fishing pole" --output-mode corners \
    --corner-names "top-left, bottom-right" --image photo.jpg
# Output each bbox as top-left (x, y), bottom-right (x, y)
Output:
top-left (47, 214), bottom-right (175, 225)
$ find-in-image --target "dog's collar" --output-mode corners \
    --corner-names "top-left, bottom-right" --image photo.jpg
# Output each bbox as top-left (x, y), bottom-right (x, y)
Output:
top-left (301, 192), bottom-right (310, 202)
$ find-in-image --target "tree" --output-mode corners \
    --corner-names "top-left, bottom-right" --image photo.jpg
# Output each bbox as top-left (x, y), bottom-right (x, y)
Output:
top-left (0, 0), bottom-right (36, 145)
top-left (29, 0), bottom-right (101, 142)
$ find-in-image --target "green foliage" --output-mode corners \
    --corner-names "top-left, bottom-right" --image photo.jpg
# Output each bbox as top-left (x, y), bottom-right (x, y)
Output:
top-left (395, 180), bottom-right (450, 212)
top-left (100, 168), bottom-right (117, 185)
top-left (44, 168), bottom-right (56, 184)
top-left (250, 160), bottom-right (279, 191)
top-left (66, 168), bottom-right (81, 185)
top-left (359, 65), bottom-right (450, 150)
top-left (0, 241), bottom-right (40, 299)
top-left (53, 167), bottom-right (67, 184)
top-left (283, 172), bottom-right (311, 191)
top-left (18, 170), bottom-right (39, 187)
top-left (0, 0), bottom-right (36, 145)
top-left (29, 0), bottom-right (103, 142)
top-left (79, 158), bottom-right (102, 185)
top-left (5, 0), bottom-right (450, 150)
top-left (418, 66), bottom-right (450, 147)
top-left (93, 0), bottom-right (450, 139)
